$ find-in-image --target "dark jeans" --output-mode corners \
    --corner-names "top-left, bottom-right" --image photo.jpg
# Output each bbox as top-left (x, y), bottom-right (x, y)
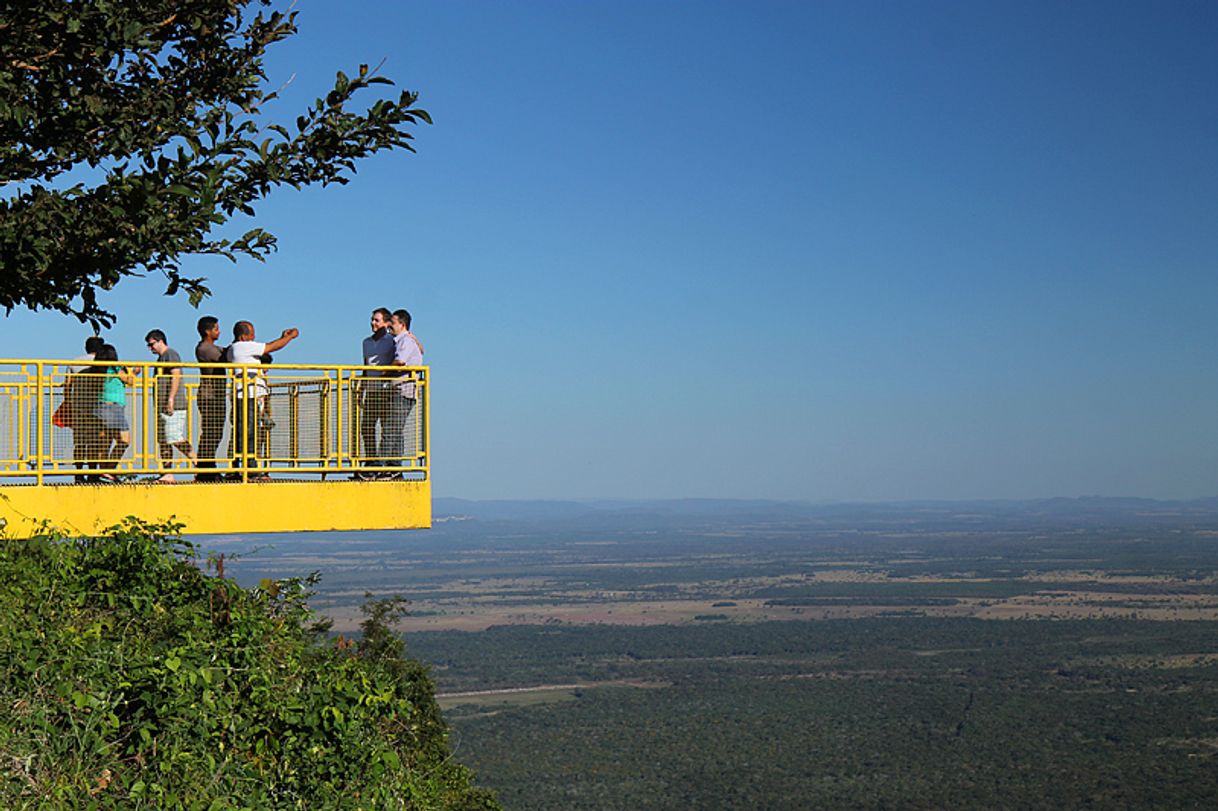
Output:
top-left (71, 414), bottom-right (103, 482)
top-left (231, 397), bottom-right (259, 469)
top-left (197, 395), bottom-right (227, 468)
top-left (360, 382), bottom-right (393, 467)
top-left (382, 396), bottom-right (415, 468)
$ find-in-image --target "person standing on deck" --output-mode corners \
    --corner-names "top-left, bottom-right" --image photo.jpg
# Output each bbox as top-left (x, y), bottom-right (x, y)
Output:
top-left (67, 336), bottom-right (106, 483)
top-left (145, 330), bottom-right (196, 483)
top-left (357, 307), bottom-right (395, 479)
top-left (92, 343), bottom-right (136, 482)
top-left (228, 320), bottom-right (299, 479)
top-left (194, 316), bottom-right (227, 482)
top-left (384, 308), bottom-right (424, 479)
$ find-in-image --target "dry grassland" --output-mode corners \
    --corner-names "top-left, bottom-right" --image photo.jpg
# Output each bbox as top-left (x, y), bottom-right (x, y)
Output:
top-left (311, 566), bottom-right (1218, 632)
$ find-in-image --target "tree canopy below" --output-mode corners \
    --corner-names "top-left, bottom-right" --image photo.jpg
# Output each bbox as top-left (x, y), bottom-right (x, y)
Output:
top-left (0, 0), bottom-right (429, 327)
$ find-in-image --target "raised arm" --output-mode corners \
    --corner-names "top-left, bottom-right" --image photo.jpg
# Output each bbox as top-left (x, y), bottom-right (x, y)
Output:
top-left (263, 328), bottom-right (300, 354)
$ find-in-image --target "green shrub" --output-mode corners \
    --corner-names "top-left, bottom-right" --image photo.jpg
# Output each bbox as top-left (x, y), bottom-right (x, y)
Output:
top-left (0, 520), bottom-right (500, 810)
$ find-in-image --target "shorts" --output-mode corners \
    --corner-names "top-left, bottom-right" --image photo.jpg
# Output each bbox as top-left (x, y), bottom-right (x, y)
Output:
top-left (95, 403), bottom-right (129, 432)
top-left (158, 409), bottom-right (188, 444)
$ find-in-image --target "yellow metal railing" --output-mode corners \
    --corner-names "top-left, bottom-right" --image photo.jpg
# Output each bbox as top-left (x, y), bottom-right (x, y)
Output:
top-left (0, 359), bottom-right (428, 484)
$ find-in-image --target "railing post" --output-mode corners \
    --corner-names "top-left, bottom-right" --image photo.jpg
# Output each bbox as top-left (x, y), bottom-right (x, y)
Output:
top-left (229, 363), bottom-right (238, 475)
top-left (337, 369), bottom-right (346, 472)
top-left (17, 368), bottom-right (29, 477)
top-left (240, 366), bottom-right (249, 482)
top-left (140, 361), bottom-right (150, 474)
top-left (186, 380), bottom-right (196, 473)
top-left (421, 370), bottom-right (429, 478)
top-left (289, 381), bottom-right (299, 465)
top-left (319, 374), bottom-right (330, 467)
top-left (34, 362), bottom-right (44, 486)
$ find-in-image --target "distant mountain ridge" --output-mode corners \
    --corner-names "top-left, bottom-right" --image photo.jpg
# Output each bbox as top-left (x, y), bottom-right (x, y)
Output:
top-left (433, 495), bottom-right (1218, 523)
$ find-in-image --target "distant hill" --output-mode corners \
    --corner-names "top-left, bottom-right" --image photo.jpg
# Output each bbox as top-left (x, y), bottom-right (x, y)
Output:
top-left (433, 497), bottom-right (599, 521)
top-left (433, 495), bottom-right (1218, 527)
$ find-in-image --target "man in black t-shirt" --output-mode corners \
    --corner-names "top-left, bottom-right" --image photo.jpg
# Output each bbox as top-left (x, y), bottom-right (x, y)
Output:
top-left (194, 316), bottom-right (227, 481)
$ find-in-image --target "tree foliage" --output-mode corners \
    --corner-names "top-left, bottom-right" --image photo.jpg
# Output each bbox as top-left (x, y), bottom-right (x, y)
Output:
top-left (0, 0), bottom-right (430, 327)
top-left (424, 619), bottom-right (1218, 810)
top-left (0, 520), bottom-right (499, 809)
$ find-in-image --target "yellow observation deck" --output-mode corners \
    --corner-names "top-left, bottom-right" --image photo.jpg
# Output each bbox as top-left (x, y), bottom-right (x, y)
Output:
top-left (0, 358), bottom-right (429, 537)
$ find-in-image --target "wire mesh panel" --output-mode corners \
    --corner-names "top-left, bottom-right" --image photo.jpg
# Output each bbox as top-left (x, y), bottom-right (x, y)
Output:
top-left (404, 370), bottom-right (427, 472)
top-left (255, 372), bottom-right (335, 468)
top-left (0, 365), bottom-right (35, 475)
top-left (37, 361), bottom-right (161, 479)
top-left (345, 370), bottom-right (426, 478)
top-left (53, 362), bottom-right (128, 477)
top-left (0, 359), bottom-right (428, 483)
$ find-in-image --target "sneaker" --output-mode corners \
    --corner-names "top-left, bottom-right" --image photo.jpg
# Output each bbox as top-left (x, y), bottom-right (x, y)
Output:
top-left (379, 472), bottom-right (403, 481)
top-left (349, 471), bottom-right (376, 481)
top-left (145, 475), bottom-right (175, 484)
top-left (98, 474), bottom-right (120, 484)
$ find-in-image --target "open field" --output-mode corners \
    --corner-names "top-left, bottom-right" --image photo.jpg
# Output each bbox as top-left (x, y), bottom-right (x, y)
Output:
top-left (201, 499), bottom-right (1218, 808)
top-left (311, 571), bottom-right (1218, 632)
top-left (210, 513), bottom-right (1218, 633)
top-left (436, 686), bottom-right (580, 713)
top-left (435, 680), bottom-right (665, 712)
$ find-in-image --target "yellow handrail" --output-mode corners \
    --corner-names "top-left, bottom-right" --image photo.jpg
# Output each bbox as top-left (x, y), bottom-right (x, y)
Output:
top-left (0, 359), bottom-right (428, 483)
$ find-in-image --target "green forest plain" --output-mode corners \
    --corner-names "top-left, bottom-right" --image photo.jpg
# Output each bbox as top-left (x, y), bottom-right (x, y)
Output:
top-left (212, 498), bottom-right (1218, 809)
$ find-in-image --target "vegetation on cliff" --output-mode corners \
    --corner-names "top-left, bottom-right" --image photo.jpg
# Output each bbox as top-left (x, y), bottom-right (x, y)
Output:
top-left (0, 520), bottom-right (498, 809)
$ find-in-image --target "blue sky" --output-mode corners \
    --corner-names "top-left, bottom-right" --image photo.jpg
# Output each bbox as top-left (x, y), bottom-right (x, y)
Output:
top-left (5, 1), bottom-right (1217, 501)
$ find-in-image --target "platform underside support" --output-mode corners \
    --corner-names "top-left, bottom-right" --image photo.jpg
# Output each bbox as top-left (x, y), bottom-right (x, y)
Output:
top-left (0, 480), bottom-right (431, 537)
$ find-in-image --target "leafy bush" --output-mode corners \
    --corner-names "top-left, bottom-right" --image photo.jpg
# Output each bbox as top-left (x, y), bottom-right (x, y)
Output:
top-left (0, 520), bottom-right (499, 810)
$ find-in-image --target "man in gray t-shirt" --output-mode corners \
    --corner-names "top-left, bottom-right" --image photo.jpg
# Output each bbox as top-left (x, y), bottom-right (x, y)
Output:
top-left (145, 329), bottom-right (196, 482)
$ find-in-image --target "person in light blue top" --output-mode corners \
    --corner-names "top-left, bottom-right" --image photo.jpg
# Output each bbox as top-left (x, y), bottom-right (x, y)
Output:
top-left (92, 344), bottom-right (136, 482)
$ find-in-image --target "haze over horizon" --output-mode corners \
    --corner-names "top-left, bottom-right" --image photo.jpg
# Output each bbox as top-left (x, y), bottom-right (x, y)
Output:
top-left (4, 1), bottom-right (1215, 504)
